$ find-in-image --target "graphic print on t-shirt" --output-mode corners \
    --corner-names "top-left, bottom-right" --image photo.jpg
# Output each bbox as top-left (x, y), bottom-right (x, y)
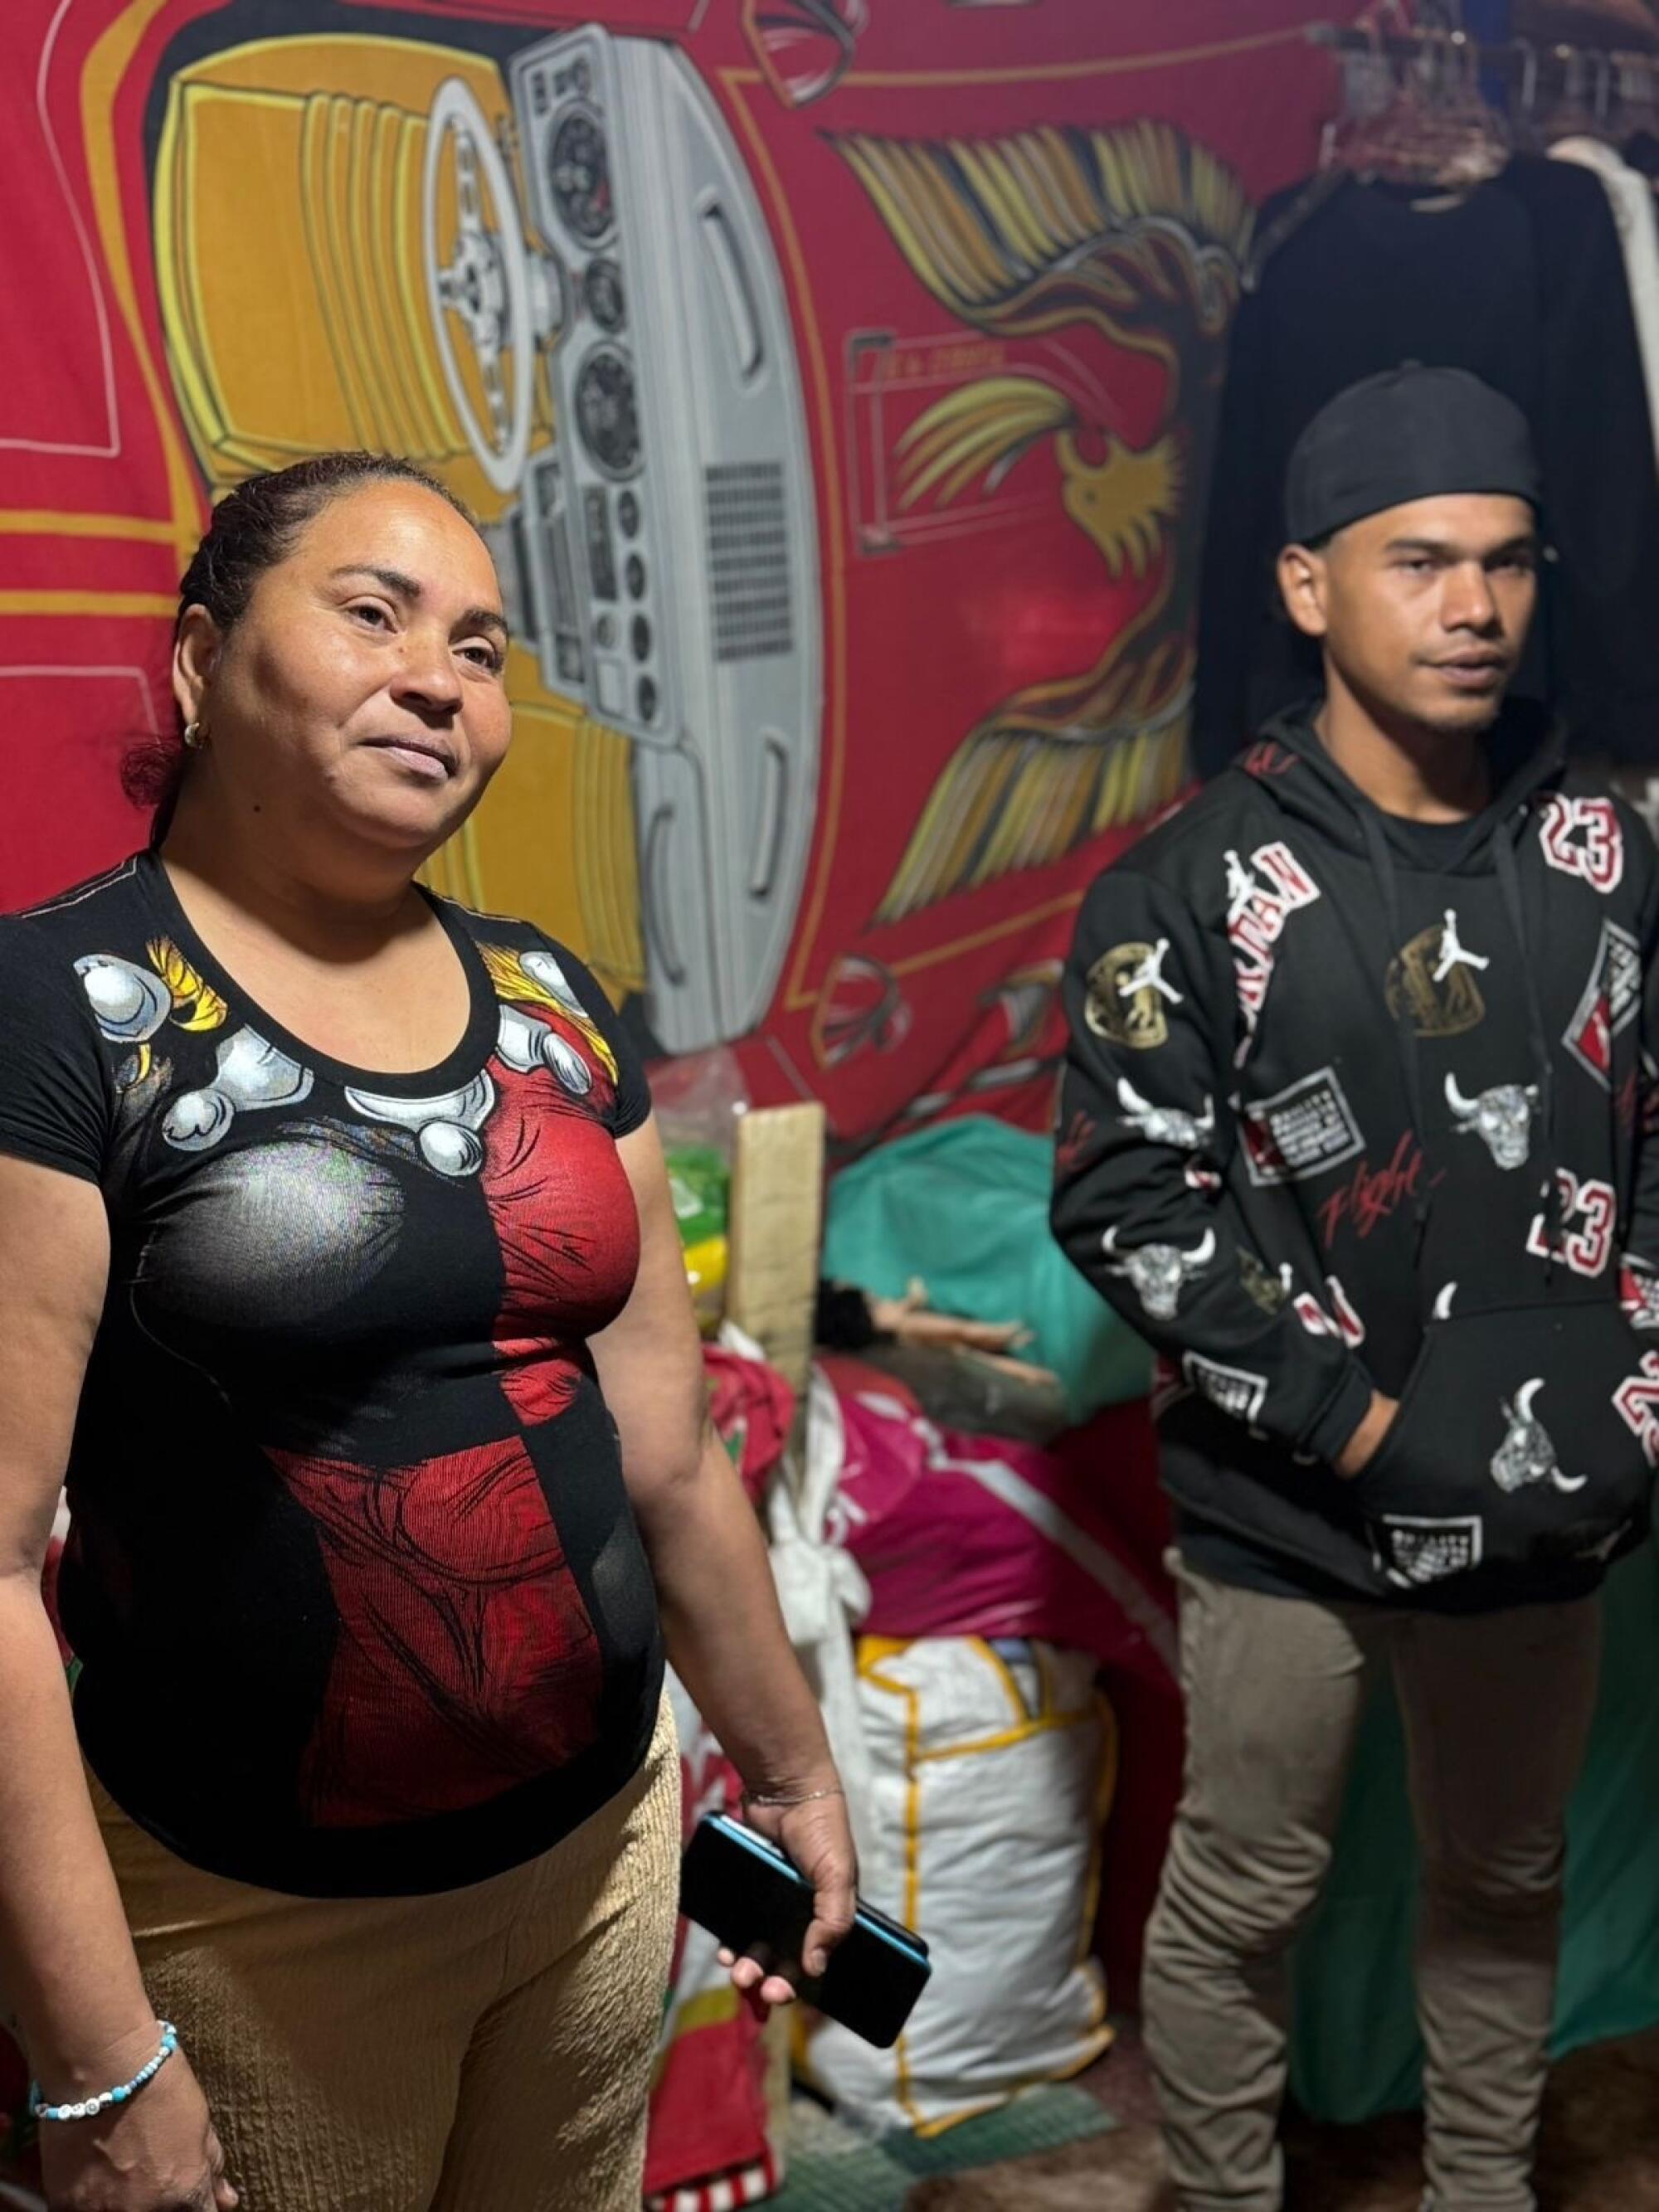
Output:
top-left (266, 1433), bottom-right (605, 1826)
top-left (247, 974), bottom-right (628, 1829)
top-left (0, 855), bottom-right (663, 1894)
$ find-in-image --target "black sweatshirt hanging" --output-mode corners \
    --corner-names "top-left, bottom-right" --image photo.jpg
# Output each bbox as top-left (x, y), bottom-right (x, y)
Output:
top-left (1191, 158), bottom-right (1659, 777)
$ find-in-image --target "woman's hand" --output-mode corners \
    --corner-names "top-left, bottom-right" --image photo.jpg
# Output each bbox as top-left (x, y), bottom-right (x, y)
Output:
top-left (718, 1789), bottom-right (859, 2017)
top-left (38, 2046), bottom-right (236, 2212)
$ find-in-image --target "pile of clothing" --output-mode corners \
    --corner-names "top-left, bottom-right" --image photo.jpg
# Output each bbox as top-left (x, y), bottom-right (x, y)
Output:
top-left (647, 1111), bottom-right (1184, 2195)
top-left (727, 1116), bottom-right (1180, 2143)
top-left (780, 1360), bottom-right (1178, 2135)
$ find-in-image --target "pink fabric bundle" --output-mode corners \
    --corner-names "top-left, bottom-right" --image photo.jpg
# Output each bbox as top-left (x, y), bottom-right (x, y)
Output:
top-left (820, 1359), bottom-right (1184, 1993)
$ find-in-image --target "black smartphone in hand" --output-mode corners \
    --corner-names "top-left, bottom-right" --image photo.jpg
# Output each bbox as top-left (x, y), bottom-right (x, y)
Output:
top-left (679, 1813), bottom-right (932, 2049)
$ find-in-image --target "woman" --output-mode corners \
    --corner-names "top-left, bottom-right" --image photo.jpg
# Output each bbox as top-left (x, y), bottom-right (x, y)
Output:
top-left (0, 453), bottom-right (854, 2212)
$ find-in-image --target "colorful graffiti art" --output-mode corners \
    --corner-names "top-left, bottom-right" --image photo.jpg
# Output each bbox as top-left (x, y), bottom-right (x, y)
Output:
top-left (4, 0), bottom-right (1346, 1141)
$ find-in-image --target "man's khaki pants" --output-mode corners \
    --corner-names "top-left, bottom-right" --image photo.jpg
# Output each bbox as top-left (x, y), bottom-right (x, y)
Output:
top-left (1144, 1558), bottom-right (1602, 2212)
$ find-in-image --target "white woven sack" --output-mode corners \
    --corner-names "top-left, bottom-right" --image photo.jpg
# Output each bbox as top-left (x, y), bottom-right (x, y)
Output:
top-left (799, 1636), bottom-right (1113, 2136)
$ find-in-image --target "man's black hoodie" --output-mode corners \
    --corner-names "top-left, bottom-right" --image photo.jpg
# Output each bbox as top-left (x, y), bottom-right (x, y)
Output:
top-left (1053, 707), bottom-right (1659, 1608)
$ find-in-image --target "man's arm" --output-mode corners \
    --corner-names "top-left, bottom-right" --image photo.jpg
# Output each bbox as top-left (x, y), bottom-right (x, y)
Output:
top-left (1051, 864), bottom-right (1384, 1470)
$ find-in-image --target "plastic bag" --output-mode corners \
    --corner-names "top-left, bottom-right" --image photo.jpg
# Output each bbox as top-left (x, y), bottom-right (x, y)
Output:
top-left (654, 1048), bottom-right (749, 1334)
top-left (670, 1145), bottom-right (731, 1332)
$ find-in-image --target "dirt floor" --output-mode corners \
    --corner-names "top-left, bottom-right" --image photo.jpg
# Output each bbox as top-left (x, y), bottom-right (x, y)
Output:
top-left (905, 2020), bottom-right (1659, 2210)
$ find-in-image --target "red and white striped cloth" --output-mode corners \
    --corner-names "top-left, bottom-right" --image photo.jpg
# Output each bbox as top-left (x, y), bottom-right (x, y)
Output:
top-left (645, 2145), bottom-right (779, 2212)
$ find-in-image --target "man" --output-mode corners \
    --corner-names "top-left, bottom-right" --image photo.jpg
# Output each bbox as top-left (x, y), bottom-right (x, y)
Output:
top-left (1053, 366), bottom-right (1659, 2212)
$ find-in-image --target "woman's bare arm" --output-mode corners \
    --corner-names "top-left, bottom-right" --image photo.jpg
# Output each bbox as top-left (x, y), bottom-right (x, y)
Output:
top-left (0, 1155), bottom-right (232, 2208)
top-left (0, 1157), bottom-right (150, 2071)
top-left (591, 1121), bottom-right (855, 1991)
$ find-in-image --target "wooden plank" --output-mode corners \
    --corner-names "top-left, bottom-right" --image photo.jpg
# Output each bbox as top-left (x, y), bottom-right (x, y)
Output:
top-left (724, 1103), bottom-right (826, 1401)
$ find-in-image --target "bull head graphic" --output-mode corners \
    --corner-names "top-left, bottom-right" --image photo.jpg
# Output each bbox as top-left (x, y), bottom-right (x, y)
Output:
top-left (1443, 1073), bottom-right (1539, 1171)
top-left (1101, 1224), bottom-right (1216, 1321)
top-left (1490, 1378), bottom-right (1588, 1496)
top-left (1117, 1076), bottom-right (1215, 1154)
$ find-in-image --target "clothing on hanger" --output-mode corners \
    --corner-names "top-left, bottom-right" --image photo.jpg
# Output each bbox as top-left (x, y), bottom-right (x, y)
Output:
top-left (1520, 0), bottom-right (1659, 39)
top-left (1333, 31), bottom-right (1511, 186)
top-left (1550, 135), bottom-right (1659, 459)
top-left (1192, 157), bottom-right (1659, 776)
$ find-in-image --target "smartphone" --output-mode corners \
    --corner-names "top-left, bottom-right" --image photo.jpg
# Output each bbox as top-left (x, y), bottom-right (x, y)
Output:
top-left (679, 1813), bottom-right (932, 2049)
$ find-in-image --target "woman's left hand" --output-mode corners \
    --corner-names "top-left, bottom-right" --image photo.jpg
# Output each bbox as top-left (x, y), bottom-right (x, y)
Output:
top-left (718, 1787), bottom-right (858, 2015)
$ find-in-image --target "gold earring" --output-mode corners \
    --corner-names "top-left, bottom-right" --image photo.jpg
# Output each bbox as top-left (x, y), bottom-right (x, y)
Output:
top-left (182, 719), bottom-right (204, 751)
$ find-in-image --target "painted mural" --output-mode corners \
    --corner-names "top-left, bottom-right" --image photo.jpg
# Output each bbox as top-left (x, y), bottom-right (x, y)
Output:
top-left (2, 0), bottom-right (1346, 1143)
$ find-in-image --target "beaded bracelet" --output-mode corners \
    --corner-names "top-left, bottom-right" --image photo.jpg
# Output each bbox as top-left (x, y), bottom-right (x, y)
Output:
top-left (742, 1784), bottom-right (846, 1810)
top-left (30, 2022), bottom-right (179, 2124)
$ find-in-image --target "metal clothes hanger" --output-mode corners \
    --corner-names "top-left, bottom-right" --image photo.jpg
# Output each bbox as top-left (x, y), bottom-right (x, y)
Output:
top-left (1253, 9), bottom-right (1509, 286)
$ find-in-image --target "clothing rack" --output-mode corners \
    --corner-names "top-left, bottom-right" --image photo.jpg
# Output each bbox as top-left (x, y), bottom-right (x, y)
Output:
top-left (1253, 16), bottom-right (1659, 292)
top-left (1303, 17), bottom-right (1659, 164)
top-left (1307, 21), bottom-right (1659, 85)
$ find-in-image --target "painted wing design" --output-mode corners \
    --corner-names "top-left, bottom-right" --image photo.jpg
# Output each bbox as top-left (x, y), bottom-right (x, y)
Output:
top-left (832, 121), bottom-right (1251, 353)
top-left (835, 121), bottom-right (1251, 920)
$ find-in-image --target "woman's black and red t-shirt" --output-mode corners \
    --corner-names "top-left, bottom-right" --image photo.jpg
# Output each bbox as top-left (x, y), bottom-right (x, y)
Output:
top-left (0, 852), bottom-right (664, 1897)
